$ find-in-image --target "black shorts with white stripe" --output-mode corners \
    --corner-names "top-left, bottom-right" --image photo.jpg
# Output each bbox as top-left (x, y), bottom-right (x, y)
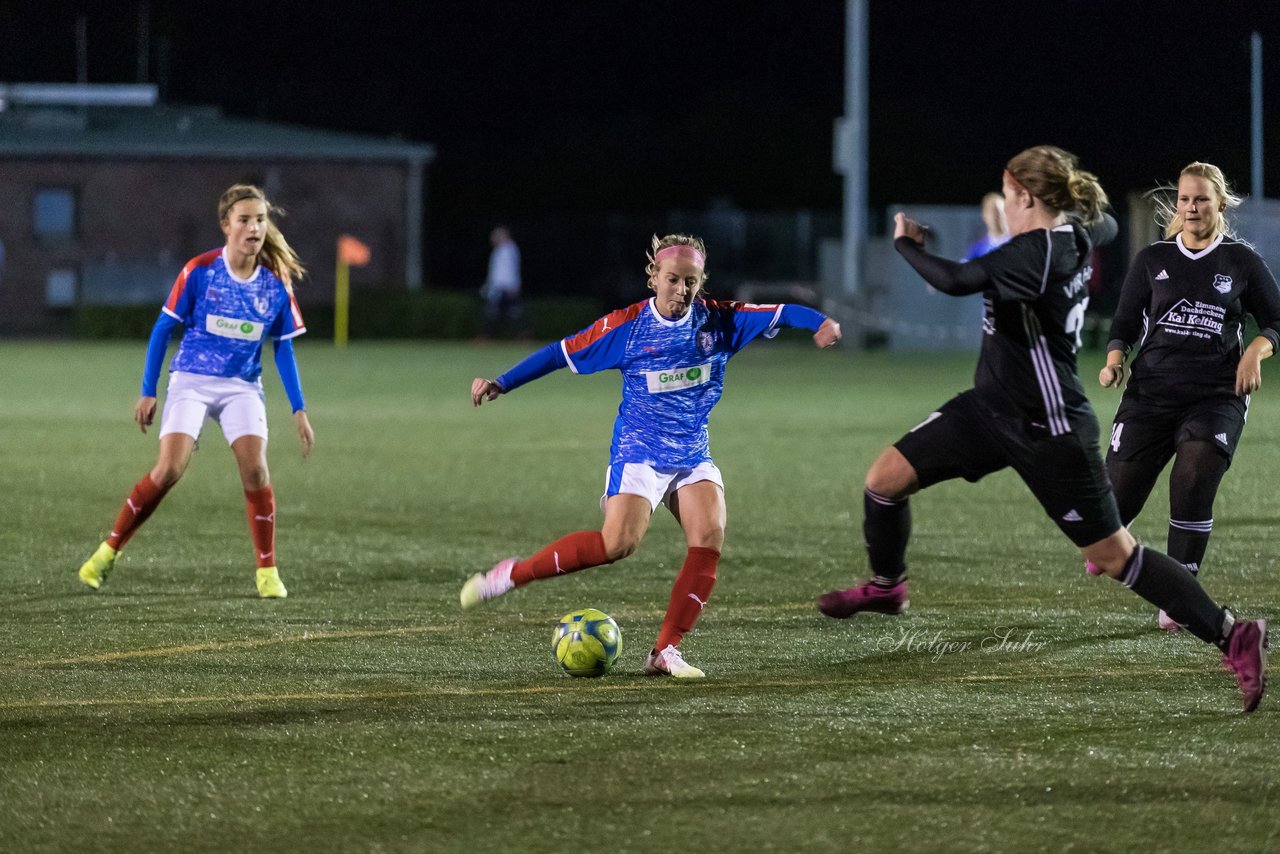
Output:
top-left (895, 389), bottom-right (1123, 548)
top-left (1106, 391), bottom-right (1247, 464)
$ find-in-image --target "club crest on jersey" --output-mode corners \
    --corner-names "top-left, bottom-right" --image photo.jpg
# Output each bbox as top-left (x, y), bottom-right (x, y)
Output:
top-left (253, 294), bottom-right (273, 315)
top-left (207, 314), bottom-right (264, 341)
top-left (645, 364), bottom-right (711, 394)
top-left (697, 329), bottom-right (716, 355)
top-left (1213, 274), bottom-right (1233, 294)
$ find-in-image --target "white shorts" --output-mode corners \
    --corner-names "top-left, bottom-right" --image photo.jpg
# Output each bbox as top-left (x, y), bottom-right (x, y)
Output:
top-left (159, 371), bottom-right (268, 445)
top-left (600, 461), bottom-right (724, 512)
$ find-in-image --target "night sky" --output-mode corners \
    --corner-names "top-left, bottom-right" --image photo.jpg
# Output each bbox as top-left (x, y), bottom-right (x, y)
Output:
top-left (3, 1), bottom-right (1279, 285)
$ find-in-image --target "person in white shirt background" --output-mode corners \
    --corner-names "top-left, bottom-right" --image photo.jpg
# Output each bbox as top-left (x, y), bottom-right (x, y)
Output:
top-left (480, 226), bottom-right (524, 339)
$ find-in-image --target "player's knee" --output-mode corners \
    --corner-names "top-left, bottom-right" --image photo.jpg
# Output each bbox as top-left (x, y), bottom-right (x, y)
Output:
top-left (239, 464), bottom-right (270, 491)
top-left (601, 527), bottom-right (642, 561)
top-left (1090, 556), bottom-right (1127, 578)
top-left (688, 527), bottom-right (725, 552)
top-left (604, 539), bottom-right (638, 561)
top-left (149, 463), bottom-right (185, 489)
top-left (1083, 529), bottom-right (1137, 578)
top-left (865, 451), bottom-right (917, 500)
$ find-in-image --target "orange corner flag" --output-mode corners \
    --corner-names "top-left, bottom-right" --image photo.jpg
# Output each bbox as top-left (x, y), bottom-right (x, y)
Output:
top-left (338, 234), bottom-right (371, 267)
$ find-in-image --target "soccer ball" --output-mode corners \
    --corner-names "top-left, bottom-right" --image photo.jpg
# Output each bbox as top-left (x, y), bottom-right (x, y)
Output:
top-left (552, 608), bottom-right (622, 677)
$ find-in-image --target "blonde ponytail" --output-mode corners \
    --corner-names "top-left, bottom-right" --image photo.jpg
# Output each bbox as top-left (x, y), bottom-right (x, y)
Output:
top-left (1006, 145), bottom-right (1109, 224)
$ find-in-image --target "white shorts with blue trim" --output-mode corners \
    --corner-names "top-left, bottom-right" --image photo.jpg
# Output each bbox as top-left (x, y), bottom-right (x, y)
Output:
top-left (600, 461), bottom-right (724, 512)
top-left (159, 371), bottom-right (268, 445)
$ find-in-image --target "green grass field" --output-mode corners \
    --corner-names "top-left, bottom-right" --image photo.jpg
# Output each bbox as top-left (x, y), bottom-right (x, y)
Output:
top-left (2, 339), bottom-right (1278, 853)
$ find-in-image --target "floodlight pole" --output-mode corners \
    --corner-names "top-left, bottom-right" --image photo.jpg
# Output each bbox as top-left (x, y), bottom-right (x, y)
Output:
top-left (840, 0), bottom-right (868, 301)
top-left (1251, 32), bottom-right (1264, 201)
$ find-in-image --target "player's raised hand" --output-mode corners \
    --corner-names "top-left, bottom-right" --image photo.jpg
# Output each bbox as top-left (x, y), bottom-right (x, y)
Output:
top-left (893, 212), bottom-right (928, 245)
top-left (471, 378), bottom-right (505, 407)
top-left (814, 318), bottom-right (842, 348)
top-left (134, 396), bottom-right (157, 433)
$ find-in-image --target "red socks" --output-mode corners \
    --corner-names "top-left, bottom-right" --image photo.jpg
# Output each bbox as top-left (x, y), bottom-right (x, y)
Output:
top-left (655, 547), bottom-right (720, 650)
top-left (104, 475), bottom-right (278, 569)
top-left (244, 485), bottom-right (276, 567)
top-left (509, 536), bottom-right (720, 649)
top-left (106, 474), bottom-right (169, 550)
top-left (512, 531), bottom-right (611, 586)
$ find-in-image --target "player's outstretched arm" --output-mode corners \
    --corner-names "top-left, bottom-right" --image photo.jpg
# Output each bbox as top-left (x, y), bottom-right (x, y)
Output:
top-left (471, 378), bottom-right (506, 407)
top-left (892, 212), bottom-right (988, 296)
top-left (134, 396), bottom-right (157, 433)
top-left (472, 342), bottom-right (569, 406)
top-left (814, 318), bottom-right (842, 348)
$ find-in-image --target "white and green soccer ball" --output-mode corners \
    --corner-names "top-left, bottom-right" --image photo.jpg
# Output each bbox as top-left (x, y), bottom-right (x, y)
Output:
top-left (552, 608), bottom-right (622, 677)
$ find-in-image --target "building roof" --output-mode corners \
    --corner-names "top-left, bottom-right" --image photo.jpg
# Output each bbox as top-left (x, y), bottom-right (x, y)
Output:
top-left (0, 83), bottom-right (435, 163)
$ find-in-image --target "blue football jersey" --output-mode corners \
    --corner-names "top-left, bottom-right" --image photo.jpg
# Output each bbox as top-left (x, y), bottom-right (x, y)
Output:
top-left (561, 297), bottom-right (794, 468)
top-left (162, 249), bottom-right (305, 383)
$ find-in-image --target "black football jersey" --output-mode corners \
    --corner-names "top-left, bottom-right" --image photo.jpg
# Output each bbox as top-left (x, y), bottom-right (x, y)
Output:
top-left (972, 220), bottom-right (1113, 435)
top-left (1108, 234), bottom-right (1280, 403)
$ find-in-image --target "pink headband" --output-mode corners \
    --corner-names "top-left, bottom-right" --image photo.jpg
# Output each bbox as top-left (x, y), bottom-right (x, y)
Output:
top-left (654, 244), bottom-right (706, 268)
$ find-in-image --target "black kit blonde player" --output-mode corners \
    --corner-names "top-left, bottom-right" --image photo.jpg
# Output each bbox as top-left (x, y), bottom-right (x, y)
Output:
top-left (1096, 162), bottom-right (1280, 633)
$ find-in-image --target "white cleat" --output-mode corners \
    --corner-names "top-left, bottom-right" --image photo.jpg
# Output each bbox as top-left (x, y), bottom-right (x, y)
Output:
top-left (643, 644), bottom-right (705, 679)
top-left (460, 557), bottom-right (517, 609)
top-left (1157, 609), bottom-right (1185, 632)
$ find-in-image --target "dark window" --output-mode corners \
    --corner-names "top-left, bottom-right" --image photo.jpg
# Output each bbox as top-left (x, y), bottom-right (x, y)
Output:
top-left (45, 269), bottom-right (77, 307)
top-left (34, 188), bottom-right (77, 241)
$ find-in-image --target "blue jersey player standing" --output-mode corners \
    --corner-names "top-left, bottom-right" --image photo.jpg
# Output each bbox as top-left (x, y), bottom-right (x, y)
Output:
top-left (77, 184), bottom-right (314, 599)
top-left (462, 234), bottom-right (841, 677)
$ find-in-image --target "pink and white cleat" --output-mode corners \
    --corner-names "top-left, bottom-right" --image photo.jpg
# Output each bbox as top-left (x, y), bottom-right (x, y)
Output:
top-left (459, 557), bottom-right (517, 609)
top-left (644, 644), bottom-right (705, 679)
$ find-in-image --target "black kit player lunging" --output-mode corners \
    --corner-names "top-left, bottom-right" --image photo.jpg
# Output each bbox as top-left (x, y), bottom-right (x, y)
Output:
top-left (1096, 162), bottom-right (1280, 631)
top-left (818, 146), bottom-right (1267, 713)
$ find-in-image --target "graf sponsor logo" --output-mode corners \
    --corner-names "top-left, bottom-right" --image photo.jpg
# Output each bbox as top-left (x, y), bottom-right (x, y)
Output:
top-left (207, 314), bottom-right (263, 340)
top-left (645, 363), bottom-right (711, 393)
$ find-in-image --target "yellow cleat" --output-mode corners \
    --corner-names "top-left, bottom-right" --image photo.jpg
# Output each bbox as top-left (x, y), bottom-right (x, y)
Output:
top-left (256, 566), bottom-right (288, 599)
top-left (78, 541), bottom-right (118, 591)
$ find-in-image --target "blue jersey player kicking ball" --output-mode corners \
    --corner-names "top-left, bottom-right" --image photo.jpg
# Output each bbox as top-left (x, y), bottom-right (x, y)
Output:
top-left (463, 234), bottom-right (841, 678)
top-left (77, 184), bottom-right (314, 599)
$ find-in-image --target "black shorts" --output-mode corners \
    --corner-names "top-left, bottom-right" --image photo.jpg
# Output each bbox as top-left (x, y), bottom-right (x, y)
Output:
top-left (894, 390), bottom-right (1122, 547)
top-left (1107, 391), bottom-right (1246, 465)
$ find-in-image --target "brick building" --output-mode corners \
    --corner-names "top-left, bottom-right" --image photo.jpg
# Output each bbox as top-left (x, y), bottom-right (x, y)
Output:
top-left (0, 83), bottom-right (435, 334)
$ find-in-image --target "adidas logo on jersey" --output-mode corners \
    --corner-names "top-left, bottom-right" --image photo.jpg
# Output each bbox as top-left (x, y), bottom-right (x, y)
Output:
top-left (1061, 509), bottom-right (1083, 522)
top-left (1215, 432), bottom-right (1229, 444)
top-left (1154, 269), bottom-right (1169, 280)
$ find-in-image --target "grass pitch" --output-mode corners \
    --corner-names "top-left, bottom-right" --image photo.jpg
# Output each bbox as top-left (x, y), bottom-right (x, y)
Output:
top-left (1, 338), bottom-right (1278, 852)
